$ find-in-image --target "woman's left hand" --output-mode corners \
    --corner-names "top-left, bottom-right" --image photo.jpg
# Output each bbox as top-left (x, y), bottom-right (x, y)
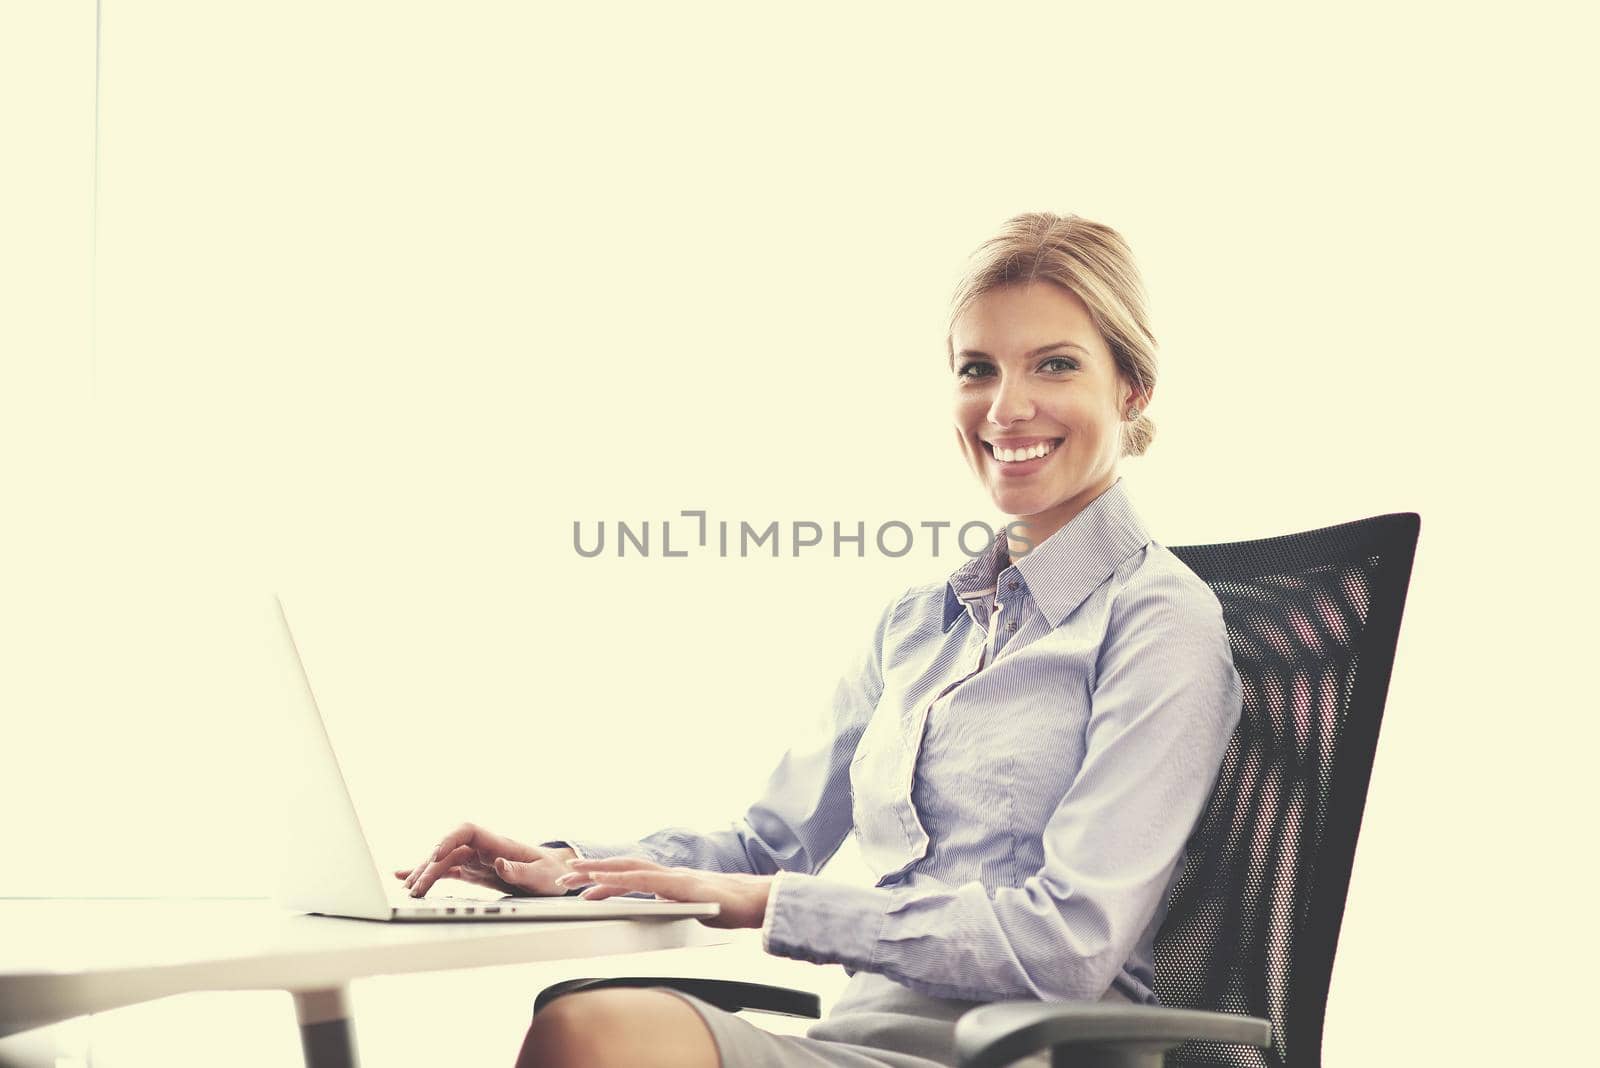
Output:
top-left (556, 856), bottom-right (773, 929)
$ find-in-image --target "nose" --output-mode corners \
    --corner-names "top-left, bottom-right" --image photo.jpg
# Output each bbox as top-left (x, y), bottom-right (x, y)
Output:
top-left (986, 372), bottom-right (1037, 428)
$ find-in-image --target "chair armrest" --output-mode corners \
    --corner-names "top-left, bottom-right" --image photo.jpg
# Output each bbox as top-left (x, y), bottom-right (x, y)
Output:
top-left (955, 1001), bottom-right (1272, 1068)
top-left (534, 976), bottom-right (822, 1019)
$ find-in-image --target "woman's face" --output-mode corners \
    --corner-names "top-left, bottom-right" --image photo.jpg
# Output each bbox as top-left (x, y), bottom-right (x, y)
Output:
top-left (951, 282), bottom-right (1145, 546)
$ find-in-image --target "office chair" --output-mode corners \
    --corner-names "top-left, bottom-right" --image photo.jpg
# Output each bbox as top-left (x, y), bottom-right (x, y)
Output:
top-left (535, 512), bottom-right (1421, 1067)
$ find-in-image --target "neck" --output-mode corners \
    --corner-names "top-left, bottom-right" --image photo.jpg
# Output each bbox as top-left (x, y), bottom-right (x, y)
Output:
top-left (1004, 474), bottom-right (1118, 558)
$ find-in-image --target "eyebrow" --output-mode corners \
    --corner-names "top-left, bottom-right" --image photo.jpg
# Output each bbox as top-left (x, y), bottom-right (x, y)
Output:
top-left (955, 341), bottom-right (1090, 361)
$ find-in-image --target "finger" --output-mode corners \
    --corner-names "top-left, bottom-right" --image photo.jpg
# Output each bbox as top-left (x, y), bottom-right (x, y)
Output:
top-left (403, 840), bottom-right (449, 888)
top-left (409, 823), bottom-right (543, 893)
top-left (582, 869), bottom-right (700, 901)
top-left (574, 873), bottom-right (667, 901)
top-left (407, 828), bottom-right (469, 889)
top-left (577, 883), bottom-right (637, 901)
top-left (567, 856), bottom-right (669, 873)
top-left (411, 844), bottom-right (477, 898)
top-left (398, 863), bottom-right (454, 884)
top-left (555, 859), bottom-right (674, 892)
top-left (404, 857), bottom-right (439, 890)
top-left (560, 860), bottom-right (682, 893)
top-left (413, 844), bottom-right (479, 897)
top-left (554, 870), bottom-right (588, 890)
top-left (430, 822), bottom-right (536, 867)
top-left (405, 824), bottom-right (485, 888)
top-left (404, 853), bottom-right (436, 891)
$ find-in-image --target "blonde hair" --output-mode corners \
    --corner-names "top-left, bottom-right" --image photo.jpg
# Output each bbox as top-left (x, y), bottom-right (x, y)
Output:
top-left (946, 212), bottom-right (1159, 457)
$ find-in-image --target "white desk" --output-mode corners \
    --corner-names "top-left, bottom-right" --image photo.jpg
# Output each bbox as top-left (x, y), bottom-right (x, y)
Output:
top-left (0, 898), bottom-right (728, 1067)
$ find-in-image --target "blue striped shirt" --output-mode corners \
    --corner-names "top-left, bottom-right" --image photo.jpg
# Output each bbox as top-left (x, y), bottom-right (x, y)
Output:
top-left (552, 477), bottom-right (1242, 1006)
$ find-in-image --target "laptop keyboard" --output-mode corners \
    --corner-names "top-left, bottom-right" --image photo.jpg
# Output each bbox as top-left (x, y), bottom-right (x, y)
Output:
top-left (393, 892), bottom-right (519, 912)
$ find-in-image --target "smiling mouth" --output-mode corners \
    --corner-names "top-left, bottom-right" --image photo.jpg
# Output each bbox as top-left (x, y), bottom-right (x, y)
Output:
top-left (984, 438), bottom-right (1064, 463)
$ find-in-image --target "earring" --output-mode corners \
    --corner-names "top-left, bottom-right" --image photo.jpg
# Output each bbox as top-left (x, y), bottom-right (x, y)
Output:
top-left (1127, 407), bottom-right (1142, 420)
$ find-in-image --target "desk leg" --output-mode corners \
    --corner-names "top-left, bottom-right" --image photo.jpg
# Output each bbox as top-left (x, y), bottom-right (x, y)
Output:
top-left (292, 987), bottom-right (359, 1068)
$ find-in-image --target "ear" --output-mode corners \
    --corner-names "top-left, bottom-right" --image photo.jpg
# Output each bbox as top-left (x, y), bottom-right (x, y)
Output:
top-left (1123, 381), bottom-right (1154, 412)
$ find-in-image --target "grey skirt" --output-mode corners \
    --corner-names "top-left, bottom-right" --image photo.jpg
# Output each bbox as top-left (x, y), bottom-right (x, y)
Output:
top-left (657, 970), bottom-right (1135, 1068)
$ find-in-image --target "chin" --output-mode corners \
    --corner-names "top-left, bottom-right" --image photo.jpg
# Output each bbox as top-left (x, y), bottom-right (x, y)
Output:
top-left (990, 490), bottom-right (1053, 515)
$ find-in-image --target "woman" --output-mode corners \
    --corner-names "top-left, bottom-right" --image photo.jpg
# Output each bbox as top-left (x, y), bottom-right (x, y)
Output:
top-left (396, 212), bottom-right (1244, 1067)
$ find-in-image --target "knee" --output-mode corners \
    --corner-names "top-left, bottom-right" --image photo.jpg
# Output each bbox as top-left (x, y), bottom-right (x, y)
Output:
top-left (516, 988), bottom-right (714, 1068)
top-left (519, 991), bottom-right (608, 1067)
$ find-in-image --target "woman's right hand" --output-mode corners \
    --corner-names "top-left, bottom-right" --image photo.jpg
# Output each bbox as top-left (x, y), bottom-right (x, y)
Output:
top-left (393, 822), bottom-right (578, 898)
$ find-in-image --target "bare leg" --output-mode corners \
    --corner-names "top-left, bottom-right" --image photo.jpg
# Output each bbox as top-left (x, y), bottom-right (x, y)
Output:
top-left (515, 988), bottom-right (720, 1068)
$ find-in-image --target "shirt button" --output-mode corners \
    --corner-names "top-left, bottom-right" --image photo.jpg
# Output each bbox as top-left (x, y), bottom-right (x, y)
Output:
top-left (1008, 581), bottom-right (1019, 591)
top-left (1007, 620), bottom-right (1018, 632)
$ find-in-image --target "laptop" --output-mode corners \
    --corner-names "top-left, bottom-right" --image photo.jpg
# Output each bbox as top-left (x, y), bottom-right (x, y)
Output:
top-left (269, 593), bottom-right (720, 923)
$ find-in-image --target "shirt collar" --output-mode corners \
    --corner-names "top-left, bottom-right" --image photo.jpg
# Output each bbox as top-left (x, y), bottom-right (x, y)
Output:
top-left (941, 477), bottom-right (1153, 632)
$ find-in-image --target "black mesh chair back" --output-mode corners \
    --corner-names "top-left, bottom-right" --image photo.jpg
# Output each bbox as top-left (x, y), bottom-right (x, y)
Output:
top-left (1157, 513), bottom-right (1419, 1068)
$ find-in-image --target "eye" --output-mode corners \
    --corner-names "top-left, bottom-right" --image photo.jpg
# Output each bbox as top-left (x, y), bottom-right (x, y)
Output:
top-left (955, 360), bottom-right (994, 379)
top-left (1041, 356), bottom-right (1078, 373)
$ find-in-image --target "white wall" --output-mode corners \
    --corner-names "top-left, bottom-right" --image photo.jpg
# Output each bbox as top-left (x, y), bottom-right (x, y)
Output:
top-left (4, 1), bottom-right (1595, 1065)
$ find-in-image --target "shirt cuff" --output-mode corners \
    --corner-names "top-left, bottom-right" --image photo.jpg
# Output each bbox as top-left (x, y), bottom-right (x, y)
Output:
top-left (540, 839), bottom-right (657, 863)
top-left (760, 871), bottom-right (889, 971)
top-left (758, 873), bottom-right (784, 951)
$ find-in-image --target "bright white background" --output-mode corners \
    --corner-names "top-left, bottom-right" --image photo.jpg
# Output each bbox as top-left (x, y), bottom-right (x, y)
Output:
top-left (3, 1), bottom-right (1595, 1065)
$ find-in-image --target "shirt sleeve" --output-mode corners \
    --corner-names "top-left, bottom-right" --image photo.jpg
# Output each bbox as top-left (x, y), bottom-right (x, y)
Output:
top-left (544, 590), bottom-right (904, 876)
top-left (761, 569), bottom-right (1243, 1002)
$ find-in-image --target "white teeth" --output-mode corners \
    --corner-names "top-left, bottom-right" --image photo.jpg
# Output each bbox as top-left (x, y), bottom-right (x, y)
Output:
top-left (993, 440), bottom-right (1058, 463)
